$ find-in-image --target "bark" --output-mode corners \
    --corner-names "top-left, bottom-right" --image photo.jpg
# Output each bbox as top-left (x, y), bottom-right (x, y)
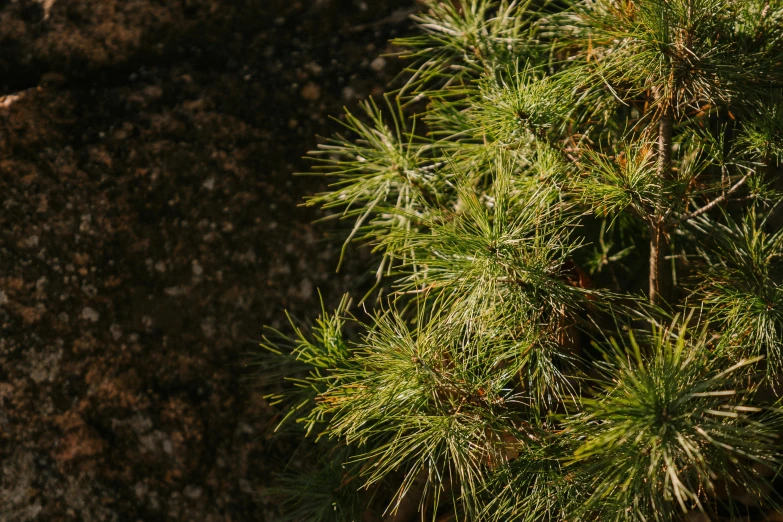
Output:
top-left (657, 109), bottom-right (673, 179)
top-left (648, 218), bottom-right (670, 305)
top-left (649, 106), bottom-right (673, 305)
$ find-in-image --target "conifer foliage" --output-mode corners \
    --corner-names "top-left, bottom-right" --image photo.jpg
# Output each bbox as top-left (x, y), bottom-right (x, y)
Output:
top-left (262, 0), bottom-right (783, 519)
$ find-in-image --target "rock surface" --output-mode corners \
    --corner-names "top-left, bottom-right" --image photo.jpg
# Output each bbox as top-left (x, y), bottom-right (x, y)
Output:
top-left (0, 0), bottom-right (412, 520)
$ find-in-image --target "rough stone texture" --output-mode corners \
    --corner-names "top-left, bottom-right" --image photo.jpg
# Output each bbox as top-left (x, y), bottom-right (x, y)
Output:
top-left (0, 0), bottom-right (413, 520)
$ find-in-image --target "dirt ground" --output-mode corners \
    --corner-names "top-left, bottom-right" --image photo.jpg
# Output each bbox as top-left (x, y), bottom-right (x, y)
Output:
top-left (0, 0), bottom-right (414, 520)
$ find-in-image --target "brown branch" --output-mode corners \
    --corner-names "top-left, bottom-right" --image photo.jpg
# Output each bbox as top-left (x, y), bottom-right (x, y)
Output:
top-left (679, 173), bottom-right (751, 222)
top-left (657, 109), bottom-right (673, 179)
top-left (649, 102), bottom-right (674, 305)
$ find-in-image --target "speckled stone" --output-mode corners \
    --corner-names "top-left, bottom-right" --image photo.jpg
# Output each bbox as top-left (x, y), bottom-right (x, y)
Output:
top-left (0, 0), bottom-right (411, 520)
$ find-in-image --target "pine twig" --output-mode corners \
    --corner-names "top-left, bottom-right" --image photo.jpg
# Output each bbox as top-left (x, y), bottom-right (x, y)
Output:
top-left (680, 173), bottom-right (751, 222)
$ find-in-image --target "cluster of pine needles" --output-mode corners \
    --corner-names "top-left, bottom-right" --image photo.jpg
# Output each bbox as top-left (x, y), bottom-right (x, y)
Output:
top-left (259, 0), bottom-right (783, 520)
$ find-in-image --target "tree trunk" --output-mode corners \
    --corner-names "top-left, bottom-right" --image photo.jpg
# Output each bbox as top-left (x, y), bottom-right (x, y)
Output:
top-left (648, 218), bottom-right (669, 305)
top-left (657, 109), bottom-right (673, 178)
top-left (649, 106), bottom-right (673, 305)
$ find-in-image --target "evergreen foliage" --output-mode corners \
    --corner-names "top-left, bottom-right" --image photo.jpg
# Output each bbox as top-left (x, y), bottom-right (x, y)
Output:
top-left (261, 0), bottom-right (783, 519)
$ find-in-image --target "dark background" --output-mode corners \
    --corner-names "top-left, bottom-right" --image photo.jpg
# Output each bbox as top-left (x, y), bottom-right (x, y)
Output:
top-left (0, 0), bottom-right (414, 520)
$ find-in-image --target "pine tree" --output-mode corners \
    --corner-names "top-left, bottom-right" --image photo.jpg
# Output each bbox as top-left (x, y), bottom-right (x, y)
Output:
top-left (261, 0), bottom-right (783, 520)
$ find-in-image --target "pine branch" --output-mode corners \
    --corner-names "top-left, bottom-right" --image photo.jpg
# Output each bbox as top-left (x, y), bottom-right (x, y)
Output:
top-left (680, 172), bottom-right (751, 222)
top-left (649, 98), bottom-right (674, 305)
top-left (261, 0), bottom-right (783, 518)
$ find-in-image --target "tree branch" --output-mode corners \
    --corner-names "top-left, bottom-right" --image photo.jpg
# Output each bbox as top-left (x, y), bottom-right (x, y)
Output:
top-left (679, 173), bottom-right (750, 222)
top-left (649, 102), bottom-right (674, 305)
